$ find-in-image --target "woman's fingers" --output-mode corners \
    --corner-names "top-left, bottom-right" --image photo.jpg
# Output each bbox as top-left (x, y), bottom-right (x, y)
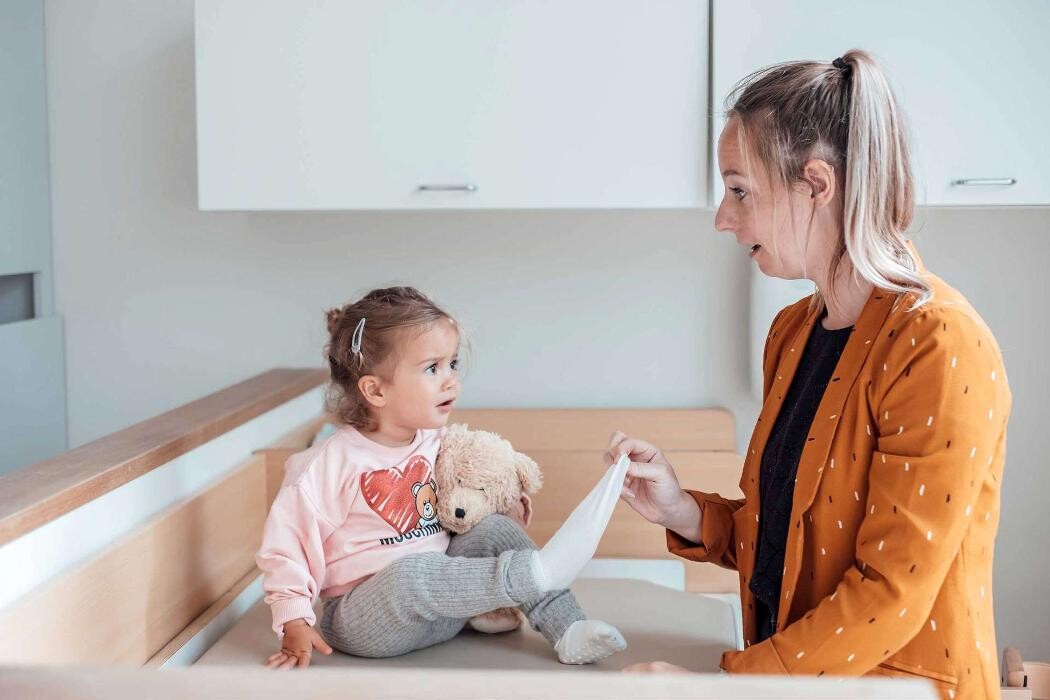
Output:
top-left (607, 431), bottom-right (668, 469)
top-left (625, 460), bottom-right (670, 483)
top-left (606, 431), bottom-right (637, 460)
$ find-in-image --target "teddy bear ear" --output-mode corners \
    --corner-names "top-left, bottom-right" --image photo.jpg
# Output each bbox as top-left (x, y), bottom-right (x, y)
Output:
top-left (435, 423), bottom-right (467, 474)
top-left (514, 452), bottom-right (543, 495)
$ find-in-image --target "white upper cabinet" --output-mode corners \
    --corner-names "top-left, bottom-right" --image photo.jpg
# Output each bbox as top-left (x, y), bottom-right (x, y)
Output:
top-left (712, 0), bottom-right (1050, 206)
top-left (195, 1), bottom-right (709, 210)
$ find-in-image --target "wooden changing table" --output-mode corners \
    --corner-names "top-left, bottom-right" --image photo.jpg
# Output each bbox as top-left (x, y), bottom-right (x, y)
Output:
top-left (0, 368), bottom-right (937, 699)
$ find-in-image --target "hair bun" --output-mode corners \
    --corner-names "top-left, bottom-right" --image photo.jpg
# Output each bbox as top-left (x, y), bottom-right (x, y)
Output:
top-left (325, 307), bottom-right (345, 335)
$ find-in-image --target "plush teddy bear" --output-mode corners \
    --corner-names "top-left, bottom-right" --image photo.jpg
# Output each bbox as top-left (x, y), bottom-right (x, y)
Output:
top-left (434, 423), bottom-right (543, 634)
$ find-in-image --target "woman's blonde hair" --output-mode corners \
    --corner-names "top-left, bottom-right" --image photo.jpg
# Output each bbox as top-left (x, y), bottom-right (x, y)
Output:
top-left (727, 49), bottom-right (932, 310)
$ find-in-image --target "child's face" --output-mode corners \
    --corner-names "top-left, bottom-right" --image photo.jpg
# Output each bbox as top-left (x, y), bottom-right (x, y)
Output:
top-left (382, 320), bottom-right (460, 431)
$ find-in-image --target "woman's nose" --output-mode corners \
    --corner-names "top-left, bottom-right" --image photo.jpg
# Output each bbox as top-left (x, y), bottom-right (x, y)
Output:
top-left (714, 199), bottom-right (735, 234)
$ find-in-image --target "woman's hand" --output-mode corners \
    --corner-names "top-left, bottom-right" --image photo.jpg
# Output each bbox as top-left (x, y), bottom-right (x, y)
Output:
top-left (264, 618), bottom-right (333, 669)
top-left (623, 660), bottom-right (694, 674)
top-left (605, 431), bottom-right (702, 543)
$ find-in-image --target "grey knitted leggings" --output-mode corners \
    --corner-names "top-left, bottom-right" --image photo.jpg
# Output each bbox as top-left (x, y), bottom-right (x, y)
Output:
top-left (317, 514), bottom-right (586, 658)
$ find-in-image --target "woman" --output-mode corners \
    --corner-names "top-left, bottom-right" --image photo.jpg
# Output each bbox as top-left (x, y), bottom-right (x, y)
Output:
top-left (614, 50), bottom-right (1009, 700)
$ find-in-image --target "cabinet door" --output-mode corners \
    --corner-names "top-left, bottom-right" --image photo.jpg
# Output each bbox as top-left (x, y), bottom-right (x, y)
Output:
top-left (195, 1), bottom-right (708, 210)
top-left (712, 0), bottom-right (1049, 205)
top-left (0, 0), bottom-right (53, 284)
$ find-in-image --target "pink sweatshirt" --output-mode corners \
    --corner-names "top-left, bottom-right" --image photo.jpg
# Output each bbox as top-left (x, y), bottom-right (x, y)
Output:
top-left (255, 425), bottom-right (450, 637)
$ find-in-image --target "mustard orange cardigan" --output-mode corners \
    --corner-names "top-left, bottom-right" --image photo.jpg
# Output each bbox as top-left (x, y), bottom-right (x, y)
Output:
top-left (669, 254), bottom-right (1010, 700)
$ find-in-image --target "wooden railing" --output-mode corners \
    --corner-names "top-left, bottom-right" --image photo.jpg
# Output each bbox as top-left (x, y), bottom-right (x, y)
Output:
top-left (0, 368), bottom-right (327, 547)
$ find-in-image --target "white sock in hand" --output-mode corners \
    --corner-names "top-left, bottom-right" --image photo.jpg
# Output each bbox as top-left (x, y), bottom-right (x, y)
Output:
top-left (555, 619), bottom-right (627, 664)
top-left (530, 454), bottom-right (630, 592)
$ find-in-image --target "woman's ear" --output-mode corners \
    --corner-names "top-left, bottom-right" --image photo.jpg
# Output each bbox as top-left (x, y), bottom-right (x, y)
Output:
top-left (802, 158), bottom-right (837, 207)
top-left (357, 375), bottom-right (387, 408)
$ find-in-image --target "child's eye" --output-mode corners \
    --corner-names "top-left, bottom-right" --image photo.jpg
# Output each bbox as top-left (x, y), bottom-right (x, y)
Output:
top-left (450, 358), bottom-right (459, 371)
top-left (425, 363), bottom-right (437, 375)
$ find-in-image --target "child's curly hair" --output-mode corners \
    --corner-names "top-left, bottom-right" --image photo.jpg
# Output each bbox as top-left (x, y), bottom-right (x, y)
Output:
top-left (325, 286), bottom-right (458, 432)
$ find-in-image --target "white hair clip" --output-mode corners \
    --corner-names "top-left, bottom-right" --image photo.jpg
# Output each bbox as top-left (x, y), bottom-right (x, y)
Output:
top-left (350, 318), bottom-right (366, 361)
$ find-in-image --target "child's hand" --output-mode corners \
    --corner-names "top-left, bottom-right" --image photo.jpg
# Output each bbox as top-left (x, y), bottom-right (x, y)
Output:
top-left (265, 618), bottom-right (333, 669)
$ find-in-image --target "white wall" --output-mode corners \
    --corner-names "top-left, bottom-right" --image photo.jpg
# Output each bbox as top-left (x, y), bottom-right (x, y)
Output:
top-left (44, 0), bottom-right (1050, 660)
top-left (908, 210), bottom-right (1050, 662)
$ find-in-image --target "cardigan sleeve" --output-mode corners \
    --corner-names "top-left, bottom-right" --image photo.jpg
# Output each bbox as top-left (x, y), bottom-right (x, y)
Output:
top-left (721, 306), bottom-right (1009, 675)
top-left (666, 489), bottom-right (744, 569)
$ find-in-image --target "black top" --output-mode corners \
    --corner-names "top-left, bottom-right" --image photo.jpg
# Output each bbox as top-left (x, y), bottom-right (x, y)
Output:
top-left (750, 316), bottom-right (852, 642)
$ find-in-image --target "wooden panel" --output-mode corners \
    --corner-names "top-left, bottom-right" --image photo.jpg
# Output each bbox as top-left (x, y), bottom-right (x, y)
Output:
top-left (146, 568), bottom-right (260, 668)
top-left (0, 455), bottom-right (269, 664)
top-left (0, 367), bottom-right (326, 547)
top-left (258, 448), bottom-right (297, 507)
top-left (448, 408), bottom-right (736, 452)
top-left (527, 450), bottom-right (744, 593)
top-left (255, 416), bottom-right (330, 506)
top-left (0, 665), bottom-right (941, 699)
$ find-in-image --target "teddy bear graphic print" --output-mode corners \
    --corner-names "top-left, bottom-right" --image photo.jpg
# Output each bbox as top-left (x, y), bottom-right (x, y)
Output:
top-left (361, 455), bottom-right (443, 545)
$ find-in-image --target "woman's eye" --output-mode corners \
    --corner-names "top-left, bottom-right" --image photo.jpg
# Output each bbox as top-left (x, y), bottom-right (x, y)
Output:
top-left (730, 187), bottom-right (747, 201)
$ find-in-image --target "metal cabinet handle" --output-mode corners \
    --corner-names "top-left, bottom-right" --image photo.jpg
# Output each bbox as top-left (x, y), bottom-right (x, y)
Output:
top-left (417, 184), bottom-right (478, 192)
top-left (950, 178), bottom-right (1017, 187)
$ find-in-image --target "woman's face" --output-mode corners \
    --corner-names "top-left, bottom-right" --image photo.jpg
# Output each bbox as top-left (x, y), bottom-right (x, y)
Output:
top-left (714, 118), bottom-right (836, 282)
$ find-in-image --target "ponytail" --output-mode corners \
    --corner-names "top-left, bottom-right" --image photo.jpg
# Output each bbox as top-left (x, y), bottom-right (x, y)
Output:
top-left (837, 50), bottom-right (930, 308)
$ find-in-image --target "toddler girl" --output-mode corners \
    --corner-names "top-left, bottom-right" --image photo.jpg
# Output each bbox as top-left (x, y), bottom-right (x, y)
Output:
top-left (257, 286), bottom-right (628, 669)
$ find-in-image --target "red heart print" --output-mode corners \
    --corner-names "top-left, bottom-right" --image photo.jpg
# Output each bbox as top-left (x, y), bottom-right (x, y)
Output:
top-left (360, 454), bottom-right (433, 535)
